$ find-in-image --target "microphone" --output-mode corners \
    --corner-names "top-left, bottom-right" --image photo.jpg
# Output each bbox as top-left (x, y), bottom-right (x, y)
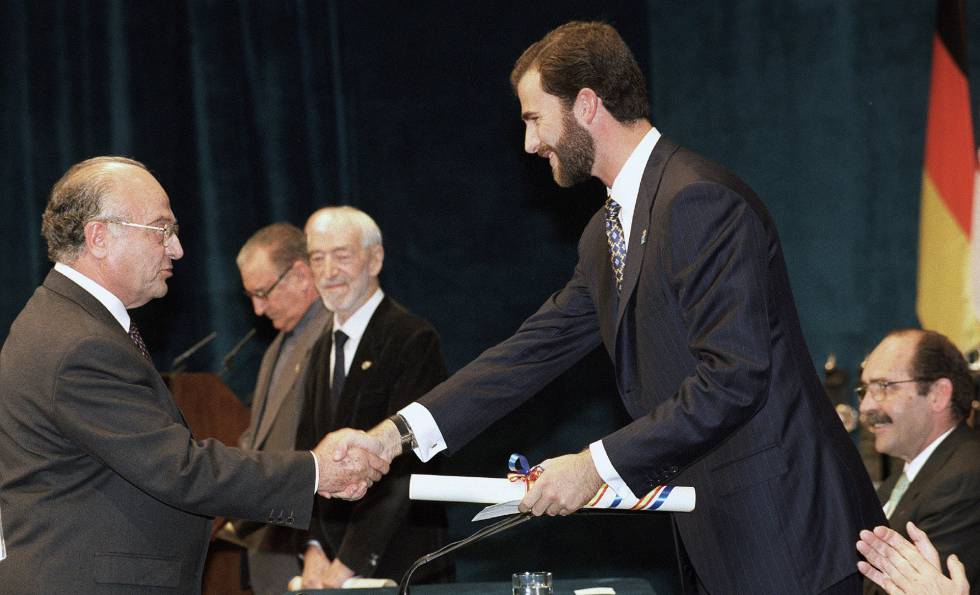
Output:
top-left (219, 328), bottom-right (256, 376)
top-left (170, 331), bottom-right (217, 373)
top-left (398, 513), bottom-right (532, 594)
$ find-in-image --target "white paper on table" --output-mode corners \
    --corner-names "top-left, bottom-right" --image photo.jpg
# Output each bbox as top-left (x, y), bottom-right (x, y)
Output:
top-left (410, 474), bottom-right (695, 522)
top-left (0, 504), bottom-right (5, 561)
top-left (341, 577), bottom-right (397, 588)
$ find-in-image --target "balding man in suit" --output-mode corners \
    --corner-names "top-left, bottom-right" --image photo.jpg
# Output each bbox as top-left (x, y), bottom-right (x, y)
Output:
top-left (0, 157), bottom-right (385, 594)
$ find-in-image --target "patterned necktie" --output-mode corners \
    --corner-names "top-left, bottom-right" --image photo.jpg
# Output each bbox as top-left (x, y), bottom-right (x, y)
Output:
top-left (604, 197), bottom-right (627, 294)
top-left (882, 472), bottom-right (910, 518)
top-left (330, 330), bottom-right (349, 417)
top-left (128, 322), bottom-right (151, 361)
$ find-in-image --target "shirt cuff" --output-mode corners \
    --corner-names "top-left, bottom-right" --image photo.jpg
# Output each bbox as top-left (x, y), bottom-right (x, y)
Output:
top-left (589, 440), bottom-right (638, 505)
top-left (310, 451), bottom-right (319, 494)
top-left (399, 402), bottom-right (446, 462)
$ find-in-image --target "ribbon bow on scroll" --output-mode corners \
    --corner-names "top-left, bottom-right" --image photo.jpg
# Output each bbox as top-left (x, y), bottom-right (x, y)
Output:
top-left (506, 453), bottom-right (543, 493)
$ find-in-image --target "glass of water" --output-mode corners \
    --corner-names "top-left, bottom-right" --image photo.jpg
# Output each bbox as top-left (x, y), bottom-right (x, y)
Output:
top-left (512, 571), bottom-right (553, 595)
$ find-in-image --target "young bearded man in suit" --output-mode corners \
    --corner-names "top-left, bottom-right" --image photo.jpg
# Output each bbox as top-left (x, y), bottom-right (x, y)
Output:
top-left (295, 206), bottom-right (450, 589)
top-left (0, 157), bottom-right (386, 594)
top-left (347, 21), bottom-right (884, 594)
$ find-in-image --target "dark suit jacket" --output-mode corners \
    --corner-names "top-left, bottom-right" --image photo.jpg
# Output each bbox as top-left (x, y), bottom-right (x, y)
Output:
top-left (0, 270), bottom-right (315, 594)
top-left (235, 301), bottom-right (329, 591)
top-left (296, 296), bottom-right (451, 583)
top-left (866, 423), bottom-right (980, 593)
top-left (419, 138), bottom-right (884, 593)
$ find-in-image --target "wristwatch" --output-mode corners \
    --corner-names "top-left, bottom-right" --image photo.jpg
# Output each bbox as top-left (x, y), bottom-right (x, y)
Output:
top-left (388, 413), bottom-right (418, 450)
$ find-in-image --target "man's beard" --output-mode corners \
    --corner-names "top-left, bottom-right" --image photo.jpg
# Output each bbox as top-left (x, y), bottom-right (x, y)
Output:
top-left (550, 109), bottom-right (595, 187)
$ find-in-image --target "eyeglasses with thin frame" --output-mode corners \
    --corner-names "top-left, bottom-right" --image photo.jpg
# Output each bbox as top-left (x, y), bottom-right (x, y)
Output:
top-left (101, 219), bottom-right (180, 247)
top-left (854, 378), bottom-right (932, 402)
top-left (243, 266), bottom-right (292, 300)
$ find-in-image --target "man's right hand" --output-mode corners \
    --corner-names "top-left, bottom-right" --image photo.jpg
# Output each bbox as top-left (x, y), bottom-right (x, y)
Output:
top-left (312, 429), bottom-right (389, 499)
top-left (856, 522), bottom-right (970, 595)
top-left (368, 418), bottom-right (404, 463)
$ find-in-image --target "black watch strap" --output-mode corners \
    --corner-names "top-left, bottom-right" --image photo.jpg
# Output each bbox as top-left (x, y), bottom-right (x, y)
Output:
top-left (388, 413), bottom-right (418, 450)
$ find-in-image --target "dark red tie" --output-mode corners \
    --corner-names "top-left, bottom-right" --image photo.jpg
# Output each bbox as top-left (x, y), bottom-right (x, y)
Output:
top-left (128, 322), bottom-right (151, 360)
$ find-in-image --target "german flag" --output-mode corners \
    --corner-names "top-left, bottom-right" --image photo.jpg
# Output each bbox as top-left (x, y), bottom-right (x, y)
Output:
top-left (916, 0), bottom-right (979, 350)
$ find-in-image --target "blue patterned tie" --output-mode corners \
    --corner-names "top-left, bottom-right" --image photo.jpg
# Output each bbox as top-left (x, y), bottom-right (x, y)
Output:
top-left (605, 197), bottom-right (627, 294)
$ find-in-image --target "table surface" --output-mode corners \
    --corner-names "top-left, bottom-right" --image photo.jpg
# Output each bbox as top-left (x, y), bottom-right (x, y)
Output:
top-left (293, 577), bottom-right (656, 595)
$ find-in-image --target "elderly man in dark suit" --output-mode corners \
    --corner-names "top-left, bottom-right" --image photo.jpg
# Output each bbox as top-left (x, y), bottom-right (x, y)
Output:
top-left (295, 206), bottom-right (450, 589)
top-left (352, 21), bottom-right (884, 594)
top-left (225, 223), bottom-right (330, 594)
top-left (858, 329), bottom-right (980, 593)
top-left (0, 157), bottom-right (386, 594)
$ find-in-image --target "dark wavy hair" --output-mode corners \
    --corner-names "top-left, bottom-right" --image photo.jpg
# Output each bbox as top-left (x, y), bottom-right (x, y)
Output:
top-left (896, 329), bottom-right (977, 420)
top-left (510, 21), bottom-right (650, 124)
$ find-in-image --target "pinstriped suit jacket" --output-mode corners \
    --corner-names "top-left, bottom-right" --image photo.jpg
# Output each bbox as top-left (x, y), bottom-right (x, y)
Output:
top-left (419, 138), bottom-right (885, 593)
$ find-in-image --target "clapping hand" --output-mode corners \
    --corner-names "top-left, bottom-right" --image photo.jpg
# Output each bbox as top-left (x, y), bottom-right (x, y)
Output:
top-left (857, 521), bottom-right (970, 595)
top-left (312, 428), bottom-right (389, 500)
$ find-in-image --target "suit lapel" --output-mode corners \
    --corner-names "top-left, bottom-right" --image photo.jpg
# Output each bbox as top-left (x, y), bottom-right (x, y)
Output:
top-left (254, 306), bottom-right (330, 447)
top-left (45, 270), bottom-right (127, 338)
top-left (44, 269), bottom-right (188, 426)
top-left (893, 424), bottom-right (969, 518)
top-left (334, 298), bottom-right (391, 427)
top-left (593, 218), bottom-right (618, 353)
top-left (614, 137), bottom-right (679, 332)
top-left (250, 332), bottom-right (285, 448)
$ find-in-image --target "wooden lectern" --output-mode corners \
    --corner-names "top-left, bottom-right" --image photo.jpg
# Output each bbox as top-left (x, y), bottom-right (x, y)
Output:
top-left (166, 372), bottom-right (253, 595)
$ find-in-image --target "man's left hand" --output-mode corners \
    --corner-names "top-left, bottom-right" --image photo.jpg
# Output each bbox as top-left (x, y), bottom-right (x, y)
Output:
top-left (323, 558), bottom-right (357, 589)
top-left (518, 450), bottom-right (603, 516)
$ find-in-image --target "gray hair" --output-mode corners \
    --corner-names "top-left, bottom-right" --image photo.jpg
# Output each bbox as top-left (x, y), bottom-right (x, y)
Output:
top-left (236, 222), bottom-right (309, 271)
top-left (41, 156), bottom-right (148, 263)
top-left (307, 206), bottom-right (382, 248)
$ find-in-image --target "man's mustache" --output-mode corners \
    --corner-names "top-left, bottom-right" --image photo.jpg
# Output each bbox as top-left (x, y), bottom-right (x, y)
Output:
top-left (860, 411), bottom-right (893, 426)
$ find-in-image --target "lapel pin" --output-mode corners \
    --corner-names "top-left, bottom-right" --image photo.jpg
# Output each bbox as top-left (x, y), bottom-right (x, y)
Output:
top-left (640, 229), bottom-right (648, 245)
top-left (361, 361), bottom-right (372, 370)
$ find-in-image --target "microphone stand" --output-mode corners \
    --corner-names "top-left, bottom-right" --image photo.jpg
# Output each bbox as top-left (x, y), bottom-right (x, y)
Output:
top-left (218, 328), bottom-right (256, 376)
top-left (169, 331), bottom-right (217, 374)
top-left (398, 513), bottom-right (532, 595)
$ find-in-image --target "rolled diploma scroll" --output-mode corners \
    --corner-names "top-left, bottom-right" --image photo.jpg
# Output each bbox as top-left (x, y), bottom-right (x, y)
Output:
top-left (410, 474), bottom-right (695, 512)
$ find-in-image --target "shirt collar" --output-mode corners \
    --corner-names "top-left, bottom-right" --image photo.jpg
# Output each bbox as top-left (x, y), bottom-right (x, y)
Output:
top-left (54, 262), bottom-right (130, 331)
top-left (332, 288), bottom-right (384, 344)
top-left (607, 126), bottom-right (661, 239)
top-left (904, 425), bottom-right (956, 481)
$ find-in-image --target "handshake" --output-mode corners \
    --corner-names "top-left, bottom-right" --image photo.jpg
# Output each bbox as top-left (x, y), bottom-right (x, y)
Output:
top-left (310, 420), bottom-right (404, 500)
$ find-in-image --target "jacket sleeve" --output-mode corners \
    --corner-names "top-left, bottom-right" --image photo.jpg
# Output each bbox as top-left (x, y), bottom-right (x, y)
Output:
top-left (419, 254), bottom-right (602, 454)
top-left (51, 334), bottom-right (315, 528)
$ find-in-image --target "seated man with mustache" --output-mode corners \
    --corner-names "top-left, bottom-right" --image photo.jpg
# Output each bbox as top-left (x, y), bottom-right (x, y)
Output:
top-left (857, 329), bottom-right (980, 593)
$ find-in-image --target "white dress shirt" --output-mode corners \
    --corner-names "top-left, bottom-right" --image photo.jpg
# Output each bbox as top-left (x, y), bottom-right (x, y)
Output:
top-left (54, 262), bottom-right (130, 331)
top-left (329, 288), bottom-right (385, 383)
top-left (904, 425), bottom-right (956, 482)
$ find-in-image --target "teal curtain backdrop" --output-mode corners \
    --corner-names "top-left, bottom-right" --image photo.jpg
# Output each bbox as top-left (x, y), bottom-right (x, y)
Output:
top-left (3, 1), bottom-right (979, 591)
